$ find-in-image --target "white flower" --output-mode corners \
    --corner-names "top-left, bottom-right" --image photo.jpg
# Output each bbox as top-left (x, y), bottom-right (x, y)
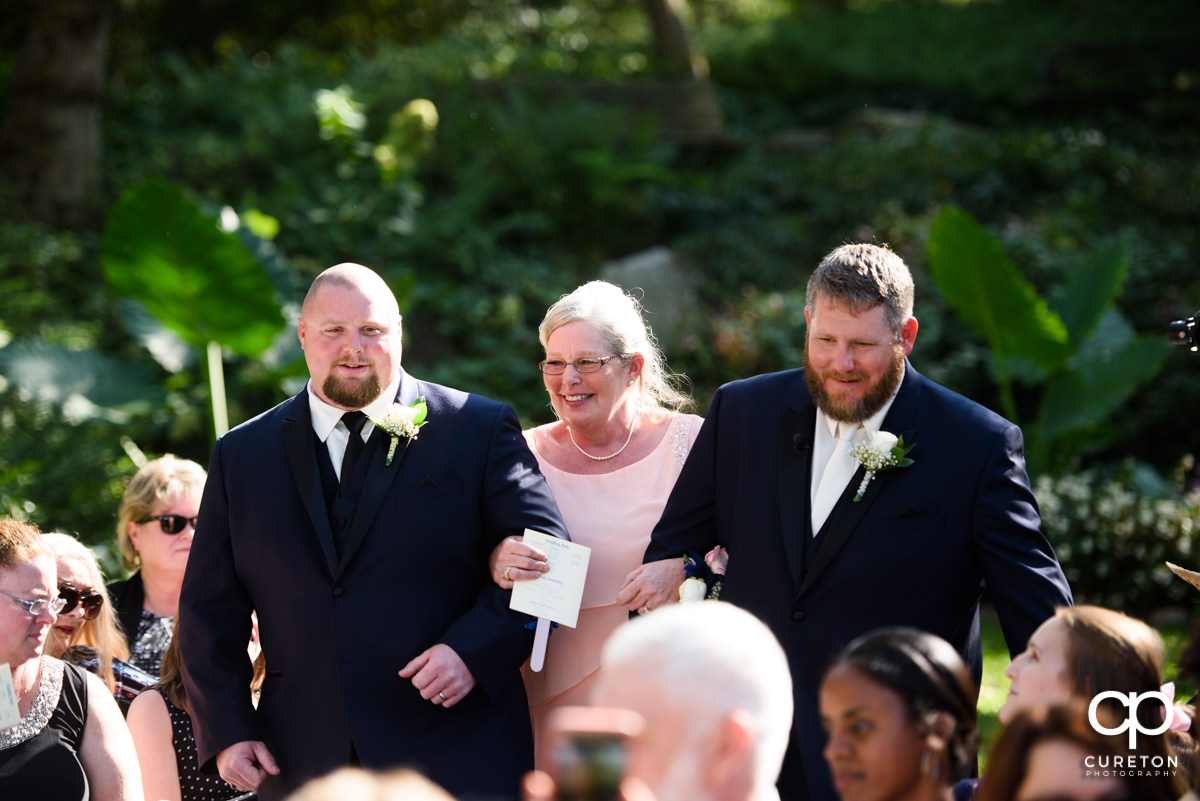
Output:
top-left (848, 431), bottom-right (914, 502)
top-left (369, 397), bottom-right (428, 466)
top-left (867, 430), bottom-right (898, 452)
top-left (679, 577), bottom-right (708, 602)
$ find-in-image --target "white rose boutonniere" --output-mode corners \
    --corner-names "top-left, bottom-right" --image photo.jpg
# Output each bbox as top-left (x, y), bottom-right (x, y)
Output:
top-left (848, 431), bottom-right (914, 502)
top-left (369, 397), bottom-right (429, 466)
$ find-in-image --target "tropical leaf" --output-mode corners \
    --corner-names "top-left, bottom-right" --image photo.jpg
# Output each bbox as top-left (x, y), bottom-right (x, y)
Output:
top-left (927, 206), bottom-right (1071, 371)
top-left (100, 178), bottom-right (285, 357)
top-left (1038, 337), bottom-right (1169, 438)
top-left (1049, 239), bottom-right (1130, 346)
top-left (0, 339), bottom-right (165, 421)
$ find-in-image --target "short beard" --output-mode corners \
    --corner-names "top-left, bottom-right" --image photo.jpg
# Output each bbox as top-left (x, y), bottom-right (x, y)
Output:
top-left (323, 372), bottom-right (382, 409)
top-left (804, 344), bottom-right (905, 423)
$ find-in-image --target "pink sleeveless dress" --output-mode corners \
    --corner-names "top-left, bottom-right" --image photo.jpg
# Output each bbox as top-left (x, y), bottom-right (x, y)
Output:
top-left (521, 413), bottom-right (703, 742)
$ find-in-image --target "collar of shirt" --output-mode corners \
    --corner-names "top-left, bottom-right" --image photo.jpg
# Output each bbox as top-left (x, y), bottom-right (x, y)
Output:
top-left (306, 375), bottom-right (403, 443)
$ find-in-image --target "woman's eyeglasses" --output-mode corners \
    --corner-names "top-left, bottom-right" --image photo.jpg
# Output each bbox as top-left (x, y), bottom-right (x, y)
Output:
top-left (0, 588), bottom-right (68, 617)
top-left (538, 354), bottom-right (625, 375)
top-left (58, 583), bottom-right (106, 620)
top-left (138, 514), bottom-right (198, 534)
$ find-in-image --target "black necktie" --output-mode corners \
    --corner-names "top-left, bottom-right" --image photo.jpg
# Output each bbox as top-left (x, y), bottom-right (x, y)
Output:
top-left (339, 411), bottom-right (368, 492)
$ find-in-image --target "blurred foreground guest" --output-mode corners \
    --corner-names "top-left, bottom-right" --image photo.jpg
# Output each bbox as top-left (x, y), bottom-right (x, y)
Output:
top-left (110, 454), bottom-right (206, 677)
top-left (978, 702), bottom-right (1175, 801)
top-left (127, 617), bottom-right (265, 801)
top-left (0, 517), bottom-right (143, 801)
top-left (42, 533), bottom-right (131, 694)
top-left (586, 601), bottom-right (793, 801)
top-left (819, 627), bottom-right (976, 801)
top-left (285, 767), bottom-right (454, 801)
top-left (489, 280), bottom-right (702, 752)
top-left (996, 604), bottom-right (1185, 799)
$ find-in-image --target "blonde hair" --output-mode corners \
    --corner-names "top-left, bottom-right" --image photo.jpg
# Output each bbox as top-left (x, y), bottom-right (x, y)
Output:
top-left (115, 454), bottom-right (207, 571)
top-left (42, 532), bottom-right (130, 692)
top-left (285, 767), bottom-right (454, 801)
top-left (540, 281), bottom-right (693, 415)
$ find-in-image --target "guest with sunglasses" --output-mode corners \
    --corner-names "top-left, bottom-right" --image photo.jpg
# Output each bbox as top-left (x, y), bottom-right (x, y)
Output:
top-left (0, 517), bottom-right (143, 801)
top-left (109, 454), bottom-right (206, 678)
top-left (42, 533), bottom-right (131, 695)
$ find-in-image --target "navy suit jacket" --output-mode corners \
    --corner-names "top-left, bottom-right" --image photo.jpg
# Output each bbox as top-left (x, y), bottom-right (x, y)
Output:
top-left (644, 363), bottom-right (1072, 801)
top-left (179, 371), bottom-right (567, 801)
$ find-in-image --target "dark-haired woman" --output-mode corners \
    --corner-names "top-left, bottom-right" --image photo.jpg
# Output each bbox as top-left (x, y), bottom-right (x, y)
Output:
top-left (819, 627), bottom-right (977, 801)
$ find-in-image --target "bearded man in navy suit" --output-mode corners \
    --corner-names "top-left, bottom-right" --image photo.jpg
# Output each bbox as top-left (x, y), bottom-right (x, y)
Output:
top-left (178, 263), bottom-right (566, 801)
top-left (621, 243), bottom-right (1072, 801)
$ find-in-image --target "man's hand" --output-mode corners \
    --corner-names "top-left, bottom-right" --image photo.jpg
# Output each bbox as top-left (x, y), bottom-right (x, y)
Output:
top-left (399, 643), bottom-right (476, 708)
top-left (216, 740), bottom-right (280, 793)
top-left (617, 558), bottom-right (686, 615)
top-left (490, 534), bottom-right (550, 589)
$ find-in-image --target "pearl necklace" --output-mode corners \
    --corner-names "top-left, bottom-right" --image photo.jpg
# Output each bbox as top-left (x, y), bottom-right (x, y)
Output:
top-left (568, 423), bottom-right (635, 462)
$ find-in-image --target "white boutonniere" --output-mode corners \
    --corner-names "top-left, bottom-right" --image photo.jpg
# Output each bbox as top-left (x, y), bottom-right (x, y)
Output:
top-left (369, 397), bottom-right (428, 466)
top-left (848, 430), bottom-right (914, 502)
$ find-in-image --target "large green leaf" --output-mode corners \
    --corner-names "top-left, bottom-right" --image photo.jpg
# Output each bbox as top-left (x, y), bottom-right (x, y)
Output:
top-left (927, 206), bottom-right (1071, 371)
top-left (1049, 239), bottom-right (1130, 346)
top-left (100, 179), bottom-right (285, 357)
top-left (1038, 337), bottom-right (1169, 438)
top-left (0, 339), bottom-right (165, 422)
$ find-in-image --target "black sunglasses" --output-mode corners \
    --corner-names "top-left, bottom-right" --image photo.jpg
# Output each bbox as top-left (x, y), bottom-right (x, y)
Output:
top-left (58, 582), bottom-right (105, 620)
top-left (138, 514), bottom-right (198, 535)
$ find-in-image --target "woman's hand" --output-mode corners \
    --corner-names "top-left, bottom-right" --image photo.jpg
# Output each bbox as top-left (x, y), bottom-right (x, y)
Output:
top-left (490, 534), bottom-right (550, 589)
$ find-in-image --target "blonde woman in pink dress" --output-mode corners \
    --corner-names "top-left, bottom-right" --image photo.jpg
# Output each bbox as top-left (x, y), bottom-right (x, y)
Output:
top-left (491, 280), bottom-right (702, 751)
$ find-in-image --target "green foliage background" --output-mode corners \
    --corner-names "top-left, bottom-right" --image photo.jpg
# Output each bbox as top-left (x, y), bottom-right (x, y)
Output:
top-left (1, 0), bottom-right (1199, 603)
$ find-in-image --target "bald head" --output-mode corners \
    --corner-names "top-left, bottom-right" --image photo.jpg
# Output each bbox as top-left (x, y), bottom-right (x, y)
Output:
top-left (302, 263), bottom-right (400, 320)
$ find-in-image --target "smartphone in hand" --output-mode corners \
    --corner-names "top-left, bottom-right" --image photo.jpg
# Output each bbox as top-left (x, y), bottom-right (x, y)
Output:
top-left (541, 707), bottom-right (645, 801)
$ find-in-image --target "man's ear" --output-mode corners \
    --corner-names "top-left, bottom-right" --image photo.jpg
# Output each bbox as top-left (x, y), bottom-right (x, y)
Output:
top-left (899, 317), bottom-right (918, 355)
top-left (702, 711), bottom-right (755, 790)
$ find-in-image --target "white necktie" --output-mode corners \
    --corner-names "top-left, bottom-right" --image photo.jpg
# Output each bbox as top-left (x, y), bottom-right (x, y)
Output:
top-left (811, 423), bottom-right (862, 534)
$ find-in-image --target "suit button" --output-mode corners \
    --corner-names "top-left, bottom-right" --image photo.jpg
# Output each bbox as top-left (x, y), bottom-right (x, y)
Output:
top-left (332, 587), bottom-right (344, 598)
top-left (792, 610), bottom-right (806, 622)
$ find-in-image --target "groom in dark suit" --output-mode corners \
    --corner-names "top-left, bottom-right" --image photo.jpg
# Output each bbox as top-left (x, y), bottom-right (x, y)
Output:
top-left (178, 263), bottom-right (567, 801)
top-left (626, 244), bottom-right (1072, 801)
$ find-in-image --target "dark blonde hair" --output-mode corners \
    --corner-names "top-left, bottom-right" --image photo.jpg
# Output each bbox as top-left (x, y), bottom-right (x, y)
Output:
top-left (1055, 605), bottom-right (1164, 703)
top-left (115, 455), bottom-right (207, 571)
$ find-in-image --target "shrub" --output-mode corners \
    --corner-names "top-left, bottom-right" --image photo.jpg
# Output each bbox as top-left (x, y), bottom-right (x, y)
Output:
top-left (1035, 459), bottom-right (1200, 615)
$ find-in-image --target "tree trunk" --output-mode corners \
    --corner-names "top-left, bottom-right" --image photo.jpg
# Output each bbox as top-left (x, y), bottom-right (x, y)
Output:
top-left (641, 0), bottom-right (708, 81)
top-left (0, 0), bottom-right (114, 226)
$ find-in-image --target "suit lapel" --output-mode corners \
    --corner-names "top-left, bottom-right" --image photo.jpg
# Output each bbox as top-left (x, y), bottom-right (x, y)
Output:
top-left (779, 402), bottom-right (815, 591)
top-left (797, 362), bottom-right (922, 598)
top-left (282, 396), bottom-right (340, 576)
top-left (335, 372), bottom-right (420, 578)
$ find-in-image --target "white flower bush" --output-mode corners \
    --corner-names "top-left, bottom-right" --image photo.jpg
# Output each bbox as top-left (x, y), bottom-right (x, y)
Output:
top-left (1034, 458), bottom-right (1199, 612)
